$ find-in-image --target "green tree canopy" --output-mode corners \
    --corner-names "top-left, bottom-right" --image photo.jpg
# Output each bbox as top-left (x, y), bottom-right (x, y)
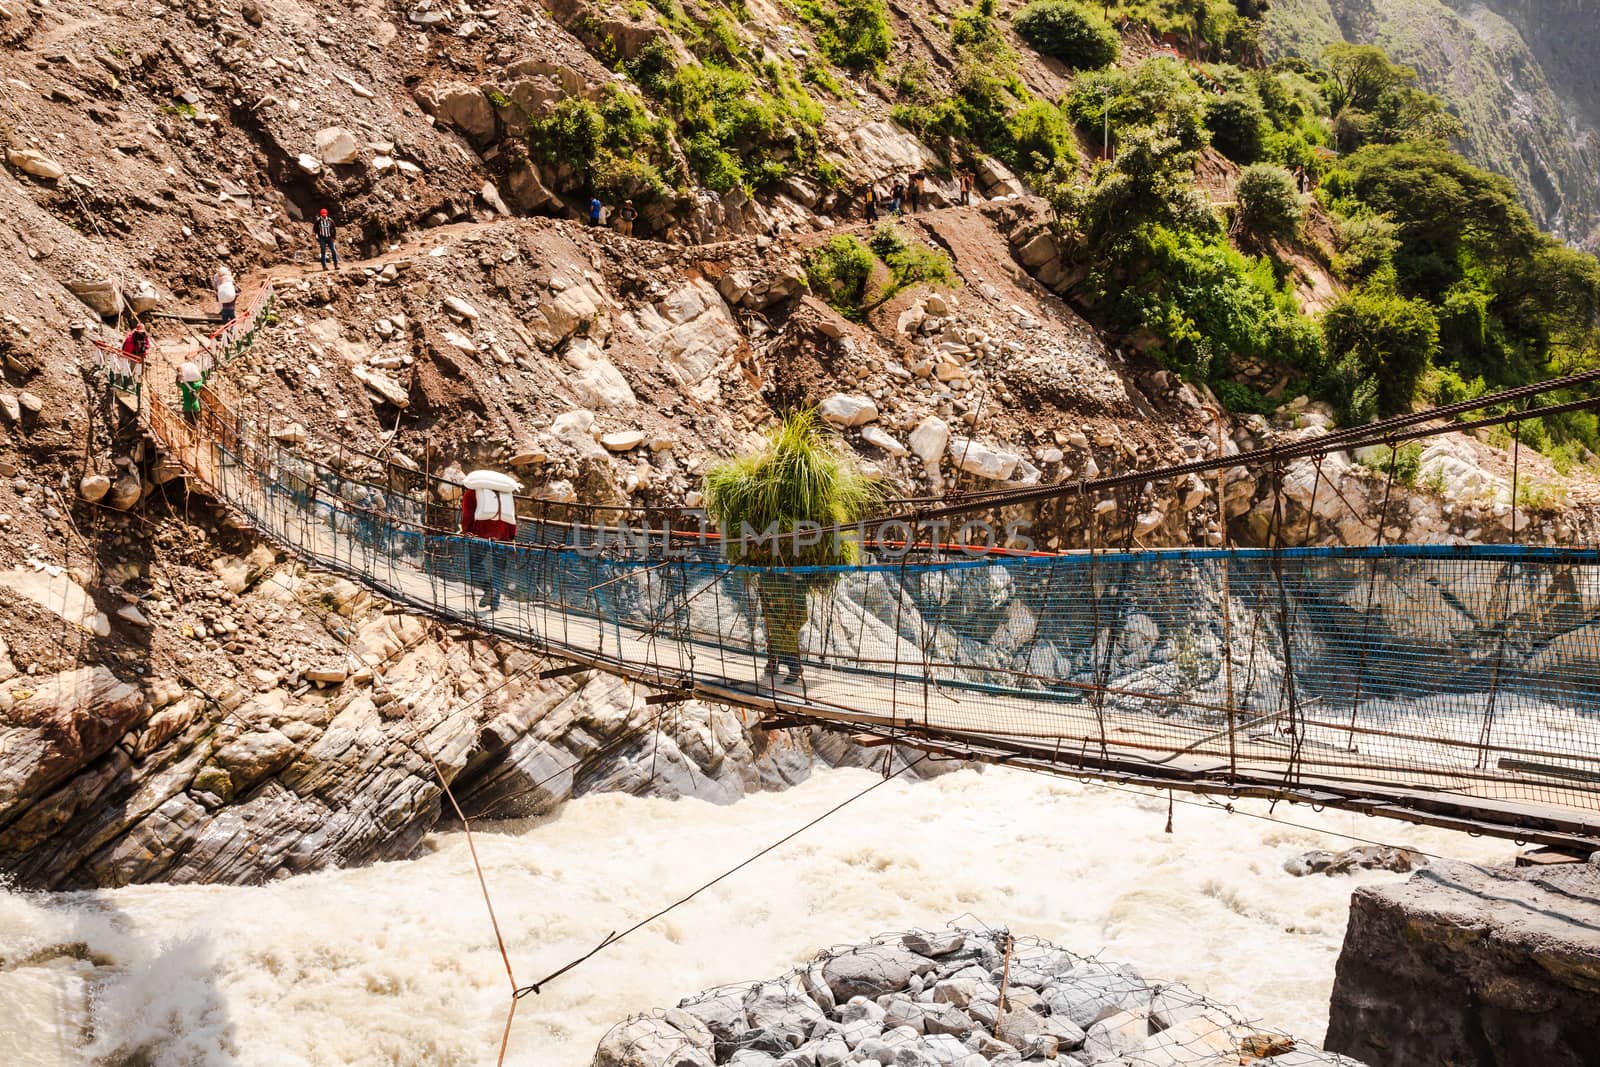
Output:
top-left (1321, 43), bottom-right (1415, 114)
top-left (1323, 285), bottom-right (1441, 420)
top-left (1012, 0), bottom-right (1119, 70)
top-left (1327, 142), bottom-right (1539, 298)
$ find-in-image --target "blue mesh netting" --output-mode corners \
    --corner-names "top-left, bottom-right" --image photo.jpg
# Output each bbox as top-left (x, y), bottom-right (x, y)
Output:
top-left (183, 417), bottom-right (1600, 843)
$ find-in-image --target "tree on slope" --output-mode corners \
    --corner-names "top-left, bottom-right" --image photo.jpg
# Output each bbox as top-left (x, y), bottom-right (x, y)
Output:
top-left (703, 411), bottom-right (881, 684)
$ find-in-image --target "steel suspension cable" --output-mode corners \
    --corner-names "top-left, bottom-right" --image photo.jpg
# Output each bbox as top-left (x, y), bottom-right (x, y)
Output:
top-left (866, 388), bottom-right (1600, 531)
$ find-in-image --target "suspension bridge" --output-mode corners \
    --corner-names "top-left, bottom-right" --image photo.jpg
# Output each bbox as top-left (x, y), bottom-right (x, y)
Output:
top-left (115, 281), bottom-right (1600, 853)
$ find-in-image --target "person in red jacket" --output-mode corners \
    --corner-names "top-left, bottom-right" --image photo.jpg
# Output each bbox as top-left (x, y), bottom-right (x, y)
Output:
top-left (461, 485), bottom-right (517, 609)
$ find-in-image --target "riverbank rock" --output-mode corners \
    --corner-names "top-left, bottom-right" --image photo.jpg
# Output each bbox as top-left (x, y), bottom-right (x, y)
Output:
top-left (1326, 859), bottom-right (1600, 1066)
top-left (1284, 845), bottom-right (1425, 877)
top-left (595, 926), bottom-right (1366, 1067)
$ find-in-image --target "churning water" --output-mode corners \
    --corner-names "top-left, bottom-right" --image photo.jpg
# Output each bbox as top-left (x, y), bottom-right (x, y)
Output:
top-left (0, 766), bottom-right (1510, 1067)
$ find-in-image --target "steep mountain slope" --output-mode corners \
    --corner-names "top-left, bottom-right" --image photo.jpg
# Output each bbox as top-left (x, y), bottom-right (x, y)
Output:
top-left (1264, 0), bottom-right (1600, 247)
top-left (0, 0), bottom-right (1596, 894)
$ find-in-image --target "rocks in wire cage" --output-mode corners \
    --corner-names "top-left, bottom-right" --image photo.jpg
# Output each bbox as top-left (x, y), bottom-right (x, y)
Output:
top-left (592, 923), bottom-right (1366, 1066)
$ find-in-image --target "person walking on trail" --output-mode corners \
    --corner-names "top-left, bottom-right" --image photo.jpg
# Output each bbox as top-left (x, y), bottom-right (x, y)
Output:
top-left (908, 172), bottom-right (924, 214)
top-left (959, 171), bottom-right (973, 206)
top-left (213, 267), bottom-right (238, 325)
top-left (589, 196), bottom-right (604, 226)
top-left (616, 199), bottom-right (637, 236)
top-left (864, 184), bottom-right (879, 222)
top-left (118, 320), bottom-right (149, 390)
top-left (314, 209), bottom-right (338, 270)
top-left (889, 179), bottom-right (905, 216)
top-left (460, 477), bottom-right (518, 610)
top-left (1294, 164), bottom-right (1308, 194)
top-left (177, 360), bottom-right (204, 427)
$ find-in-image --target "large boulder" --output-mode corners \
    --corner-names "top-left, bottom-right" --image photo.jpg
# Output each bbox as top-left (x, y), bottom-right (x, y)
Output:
top-left (975, 156), bottom-right (1025, 197)
top-left (351, 364), bottom-right (410, 408)
top-left (633, 280), bottom-right (742, 397)
top-left (564, 337), bottom-right (636, 409)
top-left (532, 282), bottom-right (609, 347)
top-left (506, 162), bottom-right (562, 212)
top-left (822, 945), bottom-right (929, 1001)
top-left (1326, 860), bottom-right (1600, 1067)
top-left (314, 127), bottom-right (360, 165)
top-left (66, 276), bottom-right (123, 318)
top-left (416, 81), bottom-right (498, 141)
top-left (848, 121), bottom-right (937, 175)
top-left (105, 474), bottom-right (143, 510)
top-left (126, 280), bottom-right (163, 314)
top-left (946, 438), bottom-right (1020, 481)
top-left (818, 393), bottom-right (878, 427)
top-left (1015, 231), bottom-right (1059, 269)
top-left (909, 417), bottom-right (950, 468)
top-left (79, 474), bottom-right (111, 503)
top-left (211, 728), bottom-right (298, 789)
top-left (594, 1017), bottom-right (715, 1067)
top-left (1043, 962), bottom-right (1147, 1029)
top-left (741, 982), bottom-right (826, 1048)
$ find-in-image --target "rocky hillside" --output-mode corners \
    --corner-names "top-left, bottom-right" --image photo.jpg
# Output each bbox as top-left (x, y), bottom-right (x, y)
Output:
top-left (1, 0), bottom-right (1597, 890)
top-left (1264, 0), bottom-right (1600, 248)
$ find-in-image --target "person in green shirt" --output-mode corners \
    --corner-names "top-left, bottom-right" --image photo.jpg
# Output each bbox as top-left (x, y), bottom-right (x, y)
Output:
top-left (178, 361), bottom-right (204, 426)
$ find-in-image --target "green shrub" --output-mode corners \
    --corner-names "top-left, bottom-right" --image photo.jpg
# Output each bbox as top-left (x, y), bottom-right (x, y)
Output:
top-left (1205, 90), bottom-right (1267, 163)
top-left (528, 98), bottom-right (605, 167)
top-left (1005, 100), bottom-right (1078, 177)
top-left (655, 59), bottom-right (824, 193)
top-left (803, 61), bottom-right (845, 97)
top-left (868, 223), bottom-right (906, 260)
top-left (796, 0), bottom-right (893, 71)
top-left (1200, 0), bottom-right (1259, 63)
top-left (1012, 0), bottom-right (1118, 70)
top-left (1332, 211), bottom-right (1399, 281)
top-left (952, 0), bottom-right (1007, 58)
top-left (1054, 126), bottom-right (1217, 248)
top-left (594, 155), bottom-right (667, 201)
top-left (1421, 363), bottom-right (1488, 406)
top-left (881, 232), bottom-right (956, 296)
top-left (1086, 224), bottom-right (1321, 381)
top-left (686, 133), bottom-right (745, 192)
top-left (1067, 59), bottom-right (1210, 153)
top-left (1212, 379), bottom-right (1277, 415)
top-left (814, 158), bottom-right (846, 190)
top-left (1321, 285), bottom-right (1440, 419)
top-left (807, 235), bottom-right (876, 318)
top-left (1357, 442), bottom-right (1422, 486)
top-left (627, 37), bottom-right (676, 97)
top-left (1235, 163), bottom-right (1304, 240)
top-left (889, 60), bottom-right (934, 102)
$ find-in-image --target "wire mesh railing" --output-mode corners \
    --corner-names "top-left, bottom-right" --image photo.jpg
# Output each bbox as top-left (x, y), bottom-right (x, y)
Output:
top-left (134, 315), bottom-right (1600, 849)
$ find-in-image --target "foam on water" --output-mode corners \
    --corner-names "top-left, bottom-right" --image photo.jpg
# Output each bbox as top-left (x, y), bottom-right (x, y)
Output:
top-left (0, 766), bottom-right (1511, 1066)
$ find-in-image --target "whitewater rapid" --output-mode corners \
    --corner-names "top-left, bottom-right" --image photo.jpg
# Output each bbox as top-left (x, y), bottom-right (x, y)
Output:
top-left (1, 766), bottom-right (1510, 1067)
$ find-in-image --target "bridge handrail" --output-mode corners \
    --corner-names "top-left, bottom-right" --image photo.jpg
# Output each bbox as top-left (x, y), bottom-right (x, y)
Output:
top-left (132, 285), bottom-right (1600, 852)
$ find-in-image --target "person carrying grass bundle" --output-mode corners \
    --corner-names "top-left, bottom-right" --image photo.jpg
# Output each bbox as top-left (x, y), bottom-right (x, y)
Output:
top-left (703, 411), bottom-right (881, 687)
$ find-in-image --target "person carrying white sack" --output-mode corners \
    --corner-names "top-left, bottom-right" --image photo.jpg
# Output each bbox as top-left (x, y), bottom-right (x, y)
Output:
top-left (459, 470), bottom-right (520, 610)
top-left (213, 266), bottom-right (238, 325)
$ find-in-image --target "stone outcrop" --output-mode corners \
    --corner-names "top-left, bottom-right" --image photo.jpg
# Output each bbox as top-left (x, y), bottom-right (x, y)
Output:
top-left (0, 565), bottom-right (941, 888)
top-left (598, 926), bottom-right (1361, 1067)
top-left (1325, 859), bottom-right (1600, 1066)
